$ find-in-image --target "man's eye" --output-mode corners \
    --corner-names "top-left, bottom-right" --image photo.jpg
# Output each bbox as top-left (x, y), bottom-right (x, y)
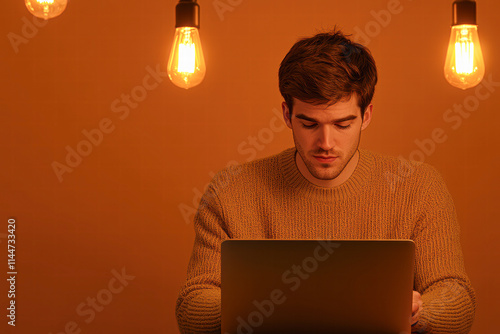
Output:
top-left (302, 123), bottom-right (317, 129)
top-left (336, 124), bottom-right (351, 129)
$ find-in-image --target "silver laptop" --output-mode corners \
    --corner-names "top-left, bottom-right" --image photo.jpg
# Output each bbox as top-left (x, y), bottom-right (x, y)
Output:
top-left (221, 239), bottom-right (415, 334)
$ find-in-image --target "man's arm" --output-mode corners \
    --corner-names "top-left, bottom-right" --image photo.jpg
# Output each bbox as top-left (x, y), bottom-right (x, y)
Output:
top-left (410, 166), bottom-right (476, 333)
top-left (176, 175), bottom-right (229, 333)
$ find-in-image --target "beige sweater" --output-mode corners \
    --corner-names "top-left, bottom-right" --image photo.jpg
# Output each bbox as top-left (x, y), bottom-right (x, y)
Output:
top-left (176, 148), bottom-right (476, 333)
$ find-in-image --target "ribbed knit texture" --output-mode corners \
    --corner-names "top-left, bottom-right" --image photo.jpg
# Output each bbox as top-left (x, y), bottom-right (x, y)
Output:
top-left (176, 148), bottom-right (476, 333)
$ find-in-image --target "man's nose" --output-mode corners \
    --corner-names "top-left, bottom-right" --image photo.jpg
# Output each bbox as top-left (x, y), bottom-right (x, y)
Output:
top-left (317, 126), bottom-right (335, 151)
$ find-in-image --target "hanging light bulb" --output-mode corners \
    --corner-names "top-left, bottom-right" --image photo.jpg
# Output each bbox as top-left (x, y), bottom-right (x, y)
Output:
top-left (444, 0), bottom-right (485, 90)
top-left (168, 0), bottom-right (206, 89)
top-left (25, 0), bottom-right (67, 20)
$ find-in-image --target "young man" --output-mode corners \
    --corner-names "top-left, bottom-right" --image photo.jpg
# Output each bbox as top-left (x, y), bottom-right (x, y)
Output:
top-left (176, 30), bottom-right (476, 333)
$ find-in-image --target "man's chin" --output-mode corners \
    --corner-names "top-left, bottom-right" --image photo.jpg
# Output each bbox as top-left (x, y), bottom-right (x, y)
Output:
top-left (305, 159), bottom-right (346, 180)
top-left (309, 168), bottom-right (342, 181)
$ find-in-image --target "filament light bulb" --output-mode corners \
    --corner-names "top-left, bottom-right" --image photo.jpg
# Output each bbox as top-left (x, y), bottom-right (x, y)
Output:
top-left (444, 1), bottom-right (485, 90)
top-left (168, 0), bottom-right (206, 89)
top-left (25, 0), bottom-right (67, 20)
top-left (168, 27), bottom-right (206, 89)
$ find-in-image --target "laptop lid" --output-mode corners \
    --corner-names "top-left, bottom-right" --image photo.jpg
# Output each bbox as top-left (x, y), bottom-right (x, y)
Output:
top-left (221, 239), bottom-right (415, 334)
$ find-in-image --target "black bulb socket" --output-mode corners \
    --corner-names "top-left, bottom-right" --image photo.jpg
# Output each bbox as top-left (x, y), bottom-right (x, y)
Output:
top-left (175, 0), bottom-right (200, 29)
top-left (452, 0), bottom-right (477, 26)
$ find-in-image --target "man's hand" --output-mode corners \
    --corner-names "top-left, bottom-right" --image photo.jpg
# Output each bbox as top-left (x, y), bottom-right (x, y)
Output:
top-left (411, 290), bottom-right (423, 326)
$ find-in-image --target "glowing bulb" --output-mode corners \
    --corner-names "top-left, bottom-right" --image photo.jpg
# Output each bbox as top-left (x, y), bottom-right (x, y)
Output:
top-left (168, 0), bottom-right (206, 89)
top-left (168, 27), bottom-right (206, 89)
top-left (25, 0), bottom-right (67, 20)
top-left (444, 25), bottom-right (484, 89)
top-left (444, 1), bottom-right (485, 90)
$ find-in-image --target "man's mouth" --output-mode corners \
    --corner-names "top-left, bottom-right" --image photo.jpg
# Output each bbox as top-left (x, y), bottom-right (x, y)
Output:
top-left (313, 155), bottom-right (337, 163)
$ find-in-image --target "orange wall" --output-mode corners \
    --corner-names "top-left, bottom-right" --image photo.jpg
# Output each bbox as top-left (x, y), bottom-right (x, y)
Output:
top-left (1, 0), bottom-right (498, 333)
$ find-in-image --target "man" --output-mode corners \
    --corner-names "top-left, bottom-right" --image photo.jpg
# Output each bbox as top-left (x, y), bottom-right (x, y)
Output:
top-left (176, 30), bottom-right (476, 333)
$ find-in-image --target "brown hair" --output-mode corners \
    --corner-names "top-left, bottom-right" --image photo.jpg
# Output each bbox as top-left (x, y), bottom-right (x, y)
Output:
top-left (278, 30), bottom-right (377, 118)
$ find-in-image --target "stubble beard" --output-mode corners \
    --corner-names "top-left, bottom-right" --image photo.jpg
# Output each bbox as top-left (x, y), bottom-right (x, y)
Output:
top-left (294, 134), bottom-right (361, 181)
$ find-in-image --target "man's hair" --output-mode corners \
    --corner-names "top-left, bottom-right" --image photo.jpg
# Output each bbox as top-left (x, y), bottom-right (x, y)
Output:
top-left (278, 30), bottom-right (378, 118)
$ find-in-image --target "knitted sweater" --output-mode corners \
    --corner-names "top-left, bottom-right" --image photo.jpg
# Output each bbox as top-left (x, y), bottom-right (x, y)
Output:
top-left (176, 148), bottom-right (476, 333)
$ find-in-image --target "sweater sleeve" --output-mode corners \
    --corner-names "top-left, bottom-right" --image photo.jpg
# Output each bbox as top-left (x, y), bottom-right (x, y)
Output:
top-left (410, 167), bottom-right (476, 333)
top-left (176, 176), bottom-right (229, 333)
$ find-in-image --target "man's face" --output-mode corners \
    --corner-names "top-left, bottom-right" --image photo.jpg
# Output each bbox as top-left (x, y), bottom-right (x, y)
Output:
top-left (283, 96), bottom-right (372, 187)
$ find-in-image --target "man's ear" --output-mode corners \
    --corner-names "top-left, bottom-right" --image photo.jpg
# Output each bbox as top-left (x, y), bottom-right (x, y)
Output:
top-left (282, 102), bottom-right (292, 129)
top-left (361, 104), bottom-right (373, 131)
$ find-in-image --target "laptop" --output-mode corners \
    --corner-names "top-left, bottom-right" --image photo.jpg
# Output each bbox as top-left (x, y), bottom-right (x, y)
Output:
top-left (221, 239), bottom-right (415, 334)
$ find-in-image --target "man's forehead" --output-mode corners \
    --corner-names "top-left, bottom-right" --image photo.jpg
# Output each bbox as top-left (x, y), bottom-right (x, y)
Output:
top-left (292, 96), bottom-right (361, 117)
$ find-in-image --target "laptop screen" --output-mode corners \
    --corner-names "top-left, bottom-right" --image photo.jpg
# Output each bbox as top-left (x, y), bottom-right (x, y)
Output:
top-left (222, 239), bottom-right (415, 334)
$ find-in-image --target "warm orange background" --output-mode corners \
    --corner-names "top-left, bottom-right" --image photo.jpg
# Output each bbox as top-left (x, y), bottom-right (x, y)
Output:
top-left (1, 0), bottom-right (498, 333)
